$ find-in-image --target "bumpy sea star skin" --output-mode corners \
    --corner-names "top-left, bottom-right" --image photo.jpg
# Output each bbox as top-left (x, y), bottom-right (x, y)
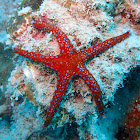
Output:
top-left (13, 19), bottom-right (131, 127)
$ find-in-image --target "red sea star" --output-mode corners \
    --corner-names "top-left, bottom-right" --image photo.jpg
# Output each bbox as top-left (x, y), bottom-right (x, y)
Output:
top-left (13, 19), bottom-right (131, 127)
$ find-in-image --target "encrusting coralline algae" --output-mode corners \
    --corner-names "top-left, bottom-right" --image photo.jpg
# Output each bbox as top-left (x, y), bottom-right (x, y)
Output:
top-left (0, 0), bottom-right (140, 139)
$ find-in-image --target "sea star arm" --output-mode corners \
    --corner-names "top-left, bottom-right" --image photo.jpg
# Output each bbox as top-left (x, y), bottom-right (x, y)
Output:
top-left (13, 47), bottom-right (61, 70)
top-left (76, 64), bottom-right (104, 117)
top-left (31, 20), bottom-right (74, 55)
top-left (79, 31), bottom-right (131, 61)
top-left (44, 71), bottom-right (73, 127)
